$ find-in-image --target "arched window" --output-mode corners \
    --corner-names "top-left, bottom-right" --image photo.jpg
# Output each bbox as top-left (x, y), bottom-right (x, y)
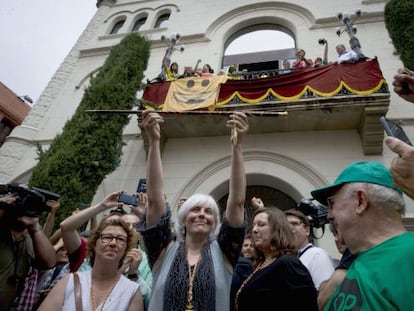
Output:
top-left (155, 13), bottom-right (170, 28)
top-left (132, 16), bottom-right (147, 32)
top-left (110, 19), bottom-right (125, 34)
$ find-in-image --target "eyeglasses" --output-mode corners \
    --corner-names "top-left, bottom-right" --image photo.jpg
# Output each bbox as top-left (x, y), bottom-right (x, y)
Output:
top-left (289, 220), bottom-right (303, 227)
top-left (327, 187), bottom-right (356, 210)
top-left (100, 234), bottom-right (128, 245)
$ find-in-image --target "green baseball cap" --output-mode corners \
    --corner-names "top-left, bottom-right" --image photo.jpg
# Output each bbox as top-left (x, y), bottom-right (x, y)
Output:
top-left (311, 161), bottom-right (402, 205)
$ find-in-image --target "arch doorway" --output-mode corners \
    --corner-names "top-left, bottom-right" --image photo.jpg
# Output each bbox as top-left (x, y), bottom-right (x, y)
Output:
top-left (218, 185), bottom-right (296, 233)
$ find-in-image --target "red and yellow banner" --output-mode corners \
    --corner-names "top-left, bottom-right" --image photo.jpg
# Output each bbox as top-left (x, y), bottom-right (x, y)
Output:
top-left (142, 59), bottom-right (387, 111)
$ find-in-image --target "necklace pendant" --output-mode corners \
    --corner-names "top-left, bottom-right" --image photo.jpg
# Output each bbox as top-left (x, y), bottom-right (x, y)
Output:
top-left (185, 302), bottom-right (194, 311)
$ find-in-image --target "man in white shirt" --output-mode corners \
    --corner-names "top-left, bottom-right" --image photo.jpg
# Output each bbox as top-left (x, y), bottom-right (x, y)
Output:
top-left (285, 209), bottom-right (335, 290)
top-left (336, 44), bottom-right (358, 64)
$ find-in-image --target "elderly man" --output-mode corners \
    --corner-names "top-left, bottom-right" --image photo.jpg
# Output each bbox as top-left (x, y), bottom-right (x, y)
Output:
top-left (336, 44), bottom-right (358, 64)
top-left (311, 161), bottom-right (414, 310)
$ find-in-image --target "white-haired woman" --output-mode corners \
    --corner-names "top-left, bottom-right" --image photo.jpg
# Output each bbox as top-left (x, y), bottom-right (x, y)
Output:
top-left (139, 110), bottom-right (249, 311)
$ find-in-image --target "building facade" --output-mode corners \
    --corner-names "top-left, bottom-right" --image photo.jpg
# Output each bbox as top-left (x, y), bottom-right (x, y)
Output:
top-left (0, 0), bottom-right (412, 255)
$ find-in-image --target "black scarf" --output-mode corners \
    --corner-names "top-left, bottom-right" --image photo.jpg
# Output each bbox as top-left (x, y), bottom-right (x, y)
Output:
top-left (163, 241), bottom-right (215, 311)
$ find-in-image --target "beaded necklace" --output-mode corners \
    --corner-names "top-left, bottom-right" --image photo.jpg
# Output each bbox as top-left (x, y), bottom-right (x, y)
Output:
top-left (90, 273), bottom-right (120, 311)
top-left (234, 257), bottom-right (276, 311)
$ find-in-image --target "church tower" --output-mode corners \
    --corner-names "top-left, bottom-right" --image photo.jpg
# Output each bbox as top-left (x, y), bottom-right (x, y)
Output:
top-left (0, 0), bottom-right (412, 254)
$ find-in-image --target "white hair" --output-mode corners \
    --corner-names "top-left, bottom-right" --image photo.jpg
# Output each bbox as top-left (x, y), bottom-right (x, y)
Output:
top-left (174, 193), bottom-right (220, 241)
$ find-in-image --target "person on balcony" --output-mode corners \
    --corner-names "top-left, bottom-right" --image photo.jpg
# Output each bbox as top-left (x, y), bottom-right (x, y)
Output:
top-left (196, 63), bottom-right (215, 77)
top-left (336, 44), bottom-right (358, 64)
top-left (281, 59), bottom-right (292, 73)
top-left (314, 39), bottom-right (329, 67)
top-left (160, 47), bottom-right (179, 81)
top-left (226, 64), bottom-right (241, 79)
top-left (292, 49), bottom-right (313, 68)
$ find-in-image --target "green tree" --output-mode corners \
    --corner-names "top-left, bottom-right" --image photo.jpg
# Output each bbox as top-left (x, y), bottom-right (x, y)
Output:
top-left (30, 33), bottom-right (150, 226)
top-left (385, 0), bottom-right (414, 70)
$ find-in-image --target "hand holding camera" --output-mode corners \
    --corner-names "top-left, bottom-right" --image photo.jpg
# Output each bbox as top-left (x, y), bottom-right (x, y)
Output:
top-left (318, 38), bottom-right (327, 45)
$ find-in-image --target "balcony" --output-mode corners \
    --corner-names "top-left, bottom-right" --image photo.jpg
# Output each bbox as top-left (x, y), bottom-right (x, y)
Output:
top-left (141, 58), bottom-right (389, 155)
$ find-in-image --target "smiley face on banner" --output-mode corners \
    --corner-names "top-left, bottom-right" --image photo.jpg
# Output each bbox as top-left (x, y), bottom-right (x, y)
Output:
top-left (163, 75), bottom-right (228, 111)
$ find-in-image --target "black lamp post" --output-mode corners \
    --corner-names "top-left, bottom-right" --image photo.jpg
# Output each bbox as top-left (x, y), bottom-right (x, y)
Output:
top-left (336, 10), bottom-right (366, 59)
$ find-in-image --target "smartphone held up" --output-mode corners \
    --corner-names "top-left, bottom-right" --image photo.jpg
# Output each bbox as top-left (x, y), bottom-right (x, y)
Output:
top-left (380, 116), bottom-right (412, 146)
top-left (117, 193), bottom-right (139, 206)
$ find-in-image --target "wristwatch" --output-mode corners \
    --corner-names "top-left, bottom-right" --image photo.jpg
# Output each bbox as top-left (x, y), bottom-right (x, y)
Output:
top-left (127, 273), bottom-right (138, 281)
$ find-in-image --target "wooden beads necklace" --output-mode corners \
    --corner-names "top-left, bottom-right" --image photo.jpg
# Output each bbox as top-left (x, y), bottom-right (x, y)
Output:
top-left (185, 259), bottom-right (199, 311)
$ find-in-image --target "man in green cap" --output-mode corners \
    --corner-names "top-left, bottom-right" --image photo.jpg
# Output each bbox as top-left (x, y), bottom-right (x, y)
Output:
top-left (311, 161), bottom-right (414, 310)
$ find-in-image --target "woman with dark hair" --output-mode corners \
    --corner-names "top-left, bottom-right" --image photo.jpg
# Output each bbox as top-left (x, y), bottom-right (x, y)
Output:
top-left (38, 219), bottom-right (144, 310)
top-left (140, 110), bottom-right (249, 311)
top-left (234, 207), bottom-right (318, 311)
top-left (196, 63), bottom-right (214, 77)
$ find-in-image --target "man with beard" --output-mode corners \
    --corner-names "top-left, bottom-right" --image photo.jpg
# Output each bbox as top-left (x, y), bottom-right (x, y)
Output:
top-left (0, 192), bottom-right (56, 309)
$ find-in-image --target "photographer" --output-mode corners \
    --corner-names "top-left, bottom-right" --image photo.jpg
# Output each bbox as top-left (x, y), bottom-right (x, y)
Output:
top-left (0, 192), bottom-right (56, 309)
top-left (285, 209), bottom-right (335, 290)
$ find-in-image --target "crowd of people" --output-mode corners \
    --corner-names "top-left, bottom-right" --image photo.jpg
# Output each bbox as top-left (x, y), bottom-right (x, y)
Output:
top-left (2, 27), bottom-right (414, 309)
top-left (158, 39), bottom-right (361, 82)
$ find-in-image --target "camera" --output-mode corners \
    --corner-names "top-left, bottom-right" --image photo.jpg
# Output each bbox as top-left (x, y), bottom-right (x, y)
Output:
top-left (318, 38), bottom-right (327, 45)
top-left (0, 183), bottom-right (60, 217)
top-left (117, 193), bottom-right (139, 206)
top-left (296, 198), bottom-right (329, 229)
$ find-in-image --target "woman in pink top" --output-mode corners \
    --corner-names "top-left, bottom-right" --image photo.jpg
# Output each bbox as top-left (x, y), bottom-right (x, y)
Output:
top-left (292, 49), bottom-right (313, 68)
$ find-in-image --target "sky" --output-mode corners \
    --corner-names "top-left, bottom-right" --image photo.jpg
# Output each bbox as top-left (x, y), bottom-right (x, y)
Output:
top-left (0, 2), bottom-right (294, 105)
top-left (0, 1), bottom-right (97, 104)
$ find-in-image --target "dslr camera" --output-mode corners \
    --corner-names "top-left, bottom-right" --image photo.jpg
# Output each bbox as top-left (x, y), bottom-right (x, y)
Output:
top-left (296, 198), bottom-right (329, 229)
top-left (0, 183), bottom-right (60, 217)
top-left (318, 38), bottom-right (327, 45)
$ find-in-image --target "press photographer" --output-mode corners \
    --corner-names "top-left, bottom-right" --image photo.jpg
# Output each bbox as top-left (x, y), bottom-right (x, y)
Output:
top-left (285, 199), bottom-right (335, 290)
top-left (0, 183), bottom-right (58, 309)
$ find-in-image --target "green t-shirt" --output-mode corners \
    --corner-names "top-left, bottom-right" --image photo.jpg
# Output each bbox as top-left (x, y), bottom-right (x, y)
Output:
top-left (325, 232), bottom-right (414, 310)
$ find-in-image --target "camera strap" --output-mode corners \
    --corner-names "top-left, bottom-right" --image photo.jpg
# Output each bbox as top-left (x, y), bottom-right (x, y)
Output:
top-left (298, 244), bottom-right (313, 257)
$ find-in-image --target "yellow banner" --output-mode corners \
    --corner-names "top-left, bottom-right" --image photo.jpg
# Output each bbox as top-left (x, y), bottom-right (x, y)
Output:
top-left (162, 75), bottom-right (228, 111)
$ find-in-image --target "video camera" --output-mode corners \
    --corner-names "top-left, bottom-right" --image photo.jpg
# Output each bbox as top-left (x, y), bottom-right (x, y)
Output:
top-left (0, 183), bottom-right (60, 217)
top-left (296, 198), bottom-right (329, 229)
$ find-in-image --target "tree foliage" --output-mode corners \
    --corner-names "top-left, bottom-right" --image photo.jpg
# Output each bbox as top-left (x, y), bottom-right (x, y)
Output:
top-left (30, 33), bottom-right (150, 226)
top-left (385, 0), bottom-right (414, 70)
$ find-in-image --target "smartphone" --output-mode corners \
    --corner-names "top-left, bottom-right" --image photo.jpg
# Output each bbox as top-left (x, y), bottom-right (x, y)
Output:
top-left (380, 116), bottom-right (412, 146)
top-left (136, 178), bottom-right (147, 193)
top-left (117, 193), bottom-right (139, 206)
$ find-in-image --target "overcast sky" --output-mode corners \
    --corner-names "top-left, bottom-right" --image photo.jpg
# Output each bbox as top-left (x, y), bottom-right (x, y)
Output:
top-left (0, 2), bottom-right (294, 104)
top-left (0, 1), bottom-right (97, 104)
